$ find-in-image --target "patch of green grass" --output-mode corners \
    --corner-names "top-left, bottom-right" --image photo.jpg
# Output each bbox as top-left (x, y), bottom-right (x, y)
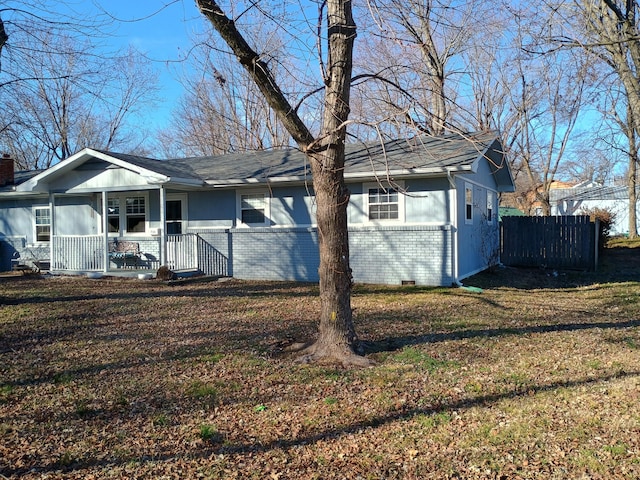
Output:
top-left (0, 384), bottom-right (13, 401)
top-left (604, 442), bottom-right (628, 457)
top-left (415, 411), bottom-right (451, 429)
top-left (53, 372), bottom-right (74, 384)
top-left (153, 414), bottom-right (169, 427)
top-left (74, 398), bottom-right (92, 417)
top-left (392, 347), bottom-right (456, 372)
top-left (59, 450), bottom-right (74, 467)
top-left (323, 397), bottom-right (338, 405)
top-left (201, 351), bottom-right (224, 364)
top-left (185, 381), bottom-right (218, 402)
top-left (198, 424), bottom-right (221, 442)
top-left (585, 359), bottom-right (603, 370)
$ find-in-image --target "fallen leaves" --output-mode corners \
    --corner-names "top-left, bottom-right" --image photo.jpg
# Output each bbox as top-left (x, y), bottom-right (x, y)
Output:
top-left (0, 253), bottom-right (640, 478)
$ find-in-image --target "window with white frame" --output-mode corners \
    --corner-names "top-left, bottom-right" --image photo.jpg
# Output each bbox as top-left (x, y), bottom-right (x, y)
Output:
top-left (465, 183), bottom-right (473, 224)
top-left (34, 206), bottom-right (51, 242)
top-left (240, 193), bottom-right (267, 225)
top-left (107, 198), bottom-right (120, 233)
top-left (367, 183), bottom-right (402, 221)
top-left (125, 196), bottom-right (146, 233)
top-left (486, 191), bottom-right (494, 223)
top-left (105, 194), bottom-right (147, 234)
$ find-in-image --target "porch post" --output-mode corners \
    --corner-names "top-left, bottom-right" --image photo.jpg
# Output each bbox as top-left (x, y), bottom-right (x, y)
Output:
top-left (159, 186), bottom-right (166, 267)
top-left (102, 191), bottom-right (109, 273)
top-left (49, 193), bottom-right (55, 270)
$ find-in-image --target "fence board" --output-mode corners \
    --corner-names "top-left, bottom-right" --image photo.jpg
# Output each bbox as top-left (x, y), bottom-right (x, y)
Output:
top-left (500, 216), bottom-right (597, 270)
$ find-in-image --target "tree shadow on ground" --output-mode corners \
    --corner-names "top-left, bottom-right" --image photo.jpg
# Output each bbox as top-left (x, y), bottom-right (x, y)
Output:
top-left (4, 367), bottom-right (637, 478)
top-left (360, 318), bottom-right (640, 354)
top-left (465, 246), bottom-right (640, 291)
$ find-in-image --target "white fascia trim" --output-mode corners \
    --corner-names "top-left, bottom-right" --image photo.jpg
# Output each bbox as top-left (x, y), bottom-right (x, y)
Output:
top-left (203, 166), bottom-right (474, 187)
top-left (16, 148), bottom-right (173, 192)
top-left (16, 148), bottom-right (94, 192)
top-left (145, 176), bottom-right (204, 187)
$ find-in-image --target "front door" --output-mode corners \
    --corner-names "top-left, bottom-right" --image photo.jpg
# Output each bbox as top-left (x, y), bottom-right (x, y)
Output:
top-left (166, 198), bottom-right (183, 235)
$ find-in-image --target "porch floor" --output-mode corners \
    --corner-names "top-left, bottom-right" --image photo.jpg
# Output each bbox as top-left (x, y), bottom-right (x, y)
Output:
top-left (50, 268), bottom-right (201, 280)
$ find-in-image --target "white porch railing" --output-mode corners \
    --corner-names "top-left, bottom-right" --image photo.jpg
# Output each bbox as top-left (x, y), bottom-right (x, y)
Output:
top-left (167, 233), bottom-right (198, 271)
top-left (50, 233), bottom-right (227, 276)
top-left (52, 235), bottom-right (105, 271)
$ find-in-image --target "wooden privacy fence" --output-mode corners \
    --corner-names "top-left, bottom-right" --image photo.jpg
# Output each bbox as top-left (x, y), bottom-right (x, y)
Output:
top-left (500, 215), bottom-right (598, 270)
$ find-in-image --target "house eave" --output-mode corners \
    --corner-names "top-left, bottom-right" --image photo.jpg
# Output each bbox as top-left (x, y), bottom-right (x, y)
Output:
top-left (203, 166), bottom-right (473, 188)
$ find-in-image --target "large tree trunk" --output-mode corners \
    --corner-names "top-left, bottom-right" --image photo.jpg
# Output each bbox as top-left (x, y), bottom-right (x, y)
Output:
top-left (196, 0), bottom-right (370, 366)
top-left (628, 116), bottom-right (639, 238)
top-left (297, 0), bottom-right (370, 366)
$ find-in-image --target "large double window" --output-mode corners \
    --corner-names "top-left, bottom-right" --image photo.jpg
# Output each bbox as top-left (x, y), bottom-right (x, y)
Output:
top-left (106, 195), bottom-right (147, 234)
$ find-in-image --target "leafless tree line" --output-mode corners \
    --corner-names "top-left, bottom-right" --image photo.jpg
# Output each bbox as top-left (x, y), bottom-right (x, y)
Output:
top-left (0, 2), bottom-right (158, 169)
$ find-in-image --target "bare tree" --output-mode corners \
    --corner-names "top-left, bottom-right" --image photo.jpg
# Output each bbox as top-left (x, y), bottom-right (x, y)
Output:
top-left (480, 5), bottom-right (592, 215)
top-left (0, 33), bottom-right (158, 169)
top-left (555, 0), bottom-right (640, 236)
top-left (361, 0), bottom-right (485, 135)
top-left (195, 0), bottom-right (371, 366)
top-left (162, 28), bottom-right (293, 157)
top-left (0, 3), bottom-right (158, 168)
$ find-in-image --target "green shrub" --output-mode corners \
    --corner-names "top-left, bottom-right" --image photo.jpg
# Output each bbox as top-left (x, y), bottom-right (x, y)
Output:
top-left (580, 207), bottom-right (615, 248)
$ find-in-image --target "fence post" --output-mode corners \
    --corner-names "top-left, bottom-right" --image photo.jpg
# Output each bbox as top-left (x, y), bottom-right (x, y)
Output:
top-left (594, 218), bottom-right (599, 272)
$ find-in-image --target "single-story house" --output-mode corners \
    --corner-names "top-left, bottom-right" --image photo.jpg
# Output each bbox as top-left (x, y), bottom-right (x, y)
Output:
top-left (550, 183), bottom-right (637, 236)
top-left (0, 131), bottom-right (514, 286)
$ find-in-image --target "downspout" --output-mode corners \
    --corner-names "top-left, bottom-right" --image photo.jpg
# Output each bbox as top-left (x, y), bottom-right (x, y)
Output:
top-left (446, 170), bottom-right (463, 286)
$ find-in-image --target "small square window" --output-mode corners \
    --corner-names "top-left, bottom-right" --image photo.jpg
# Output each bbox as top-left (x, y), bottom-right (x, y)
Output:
top-left (368, 187), bottom-right (399, 220)
top-left (241, 194), bottom-right (266, 224)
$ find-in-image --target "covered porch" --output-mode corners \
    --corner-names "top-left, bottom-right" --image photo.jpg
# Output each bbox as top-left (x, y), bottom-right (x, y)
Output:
top-left (49, 232), bottom-right (228, 277)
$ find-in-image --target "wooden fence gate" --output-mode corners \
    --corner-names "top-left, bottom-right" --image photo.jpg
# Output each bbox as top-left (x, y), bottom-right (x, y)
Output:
top-left (500, 215), bottom-right (598, 270)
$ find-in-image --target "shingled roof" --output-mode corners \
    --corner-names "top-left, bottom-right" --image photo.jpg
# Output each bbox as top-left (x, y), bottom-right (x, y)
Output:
top-left (158, 130), bottom-right (508, 187)
top-left (12, 131), bottom-right (513, 192)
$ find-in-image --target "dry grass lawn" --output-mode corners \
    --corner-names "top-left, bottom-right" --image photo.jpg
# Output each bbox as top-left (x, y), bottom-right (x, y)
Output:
top-left (1, 244), bottom-right (640, 479)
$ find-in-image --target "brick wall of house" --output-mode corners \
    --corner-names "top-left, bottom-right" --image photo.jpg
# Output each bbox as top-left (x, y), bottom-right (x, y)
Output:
top-left (228, 225), bottom-right (454, 286)
top-left (349, 225), bottom-right (454, 286)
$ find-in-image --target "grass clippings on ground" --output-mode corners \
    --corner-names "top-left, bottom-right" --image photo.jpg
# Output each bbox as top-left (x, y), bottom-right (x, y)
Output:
top-left (1, 245), bottom-right (640, 479)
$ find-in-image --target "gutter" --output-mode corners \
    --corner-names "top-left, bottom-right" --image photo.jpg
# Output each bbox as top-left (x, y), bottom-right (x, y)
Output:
top-left (204, 165), bottom-right (475, 188)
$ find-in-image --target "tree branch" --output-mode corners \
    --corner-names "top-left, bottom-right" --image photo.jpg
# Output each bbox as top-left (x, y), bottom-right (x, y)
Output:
top-left (195, 0), bottom-right (315, 149)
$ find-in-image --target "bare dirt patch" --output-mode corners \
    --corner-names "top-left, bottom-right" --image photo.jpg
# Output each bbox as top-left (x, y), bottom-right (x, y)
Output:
top-left (1, 247), bottom-right (639, 479)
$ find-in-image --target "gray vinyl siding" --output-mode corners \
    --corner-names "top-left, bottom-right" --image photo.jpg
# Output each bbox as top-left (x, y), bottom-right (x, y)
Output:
top-left (404, 177), bottom-right (451, 224)
top-left (455, 175), bottom-right (499, 280)
top-left (185, 190), bottom-right (235, 227)
top-left (269, 185), bottom-right (316, 226)
top-left (0, 197), bottom-right (44, 241)
top-left (54, 196), bottom-right (98, 235)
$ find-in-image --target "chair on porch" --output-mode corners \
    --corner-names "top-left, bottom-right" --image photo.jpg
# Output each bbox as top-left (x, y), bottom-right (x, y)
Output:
top-left (108, 240), bottom-right (141, 268)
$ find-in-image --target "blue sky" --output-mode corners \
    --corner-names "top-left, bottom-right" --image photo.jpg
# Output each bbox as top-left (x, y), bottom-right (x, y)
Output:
top-left (98, 1), bottom-right (205, 131)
